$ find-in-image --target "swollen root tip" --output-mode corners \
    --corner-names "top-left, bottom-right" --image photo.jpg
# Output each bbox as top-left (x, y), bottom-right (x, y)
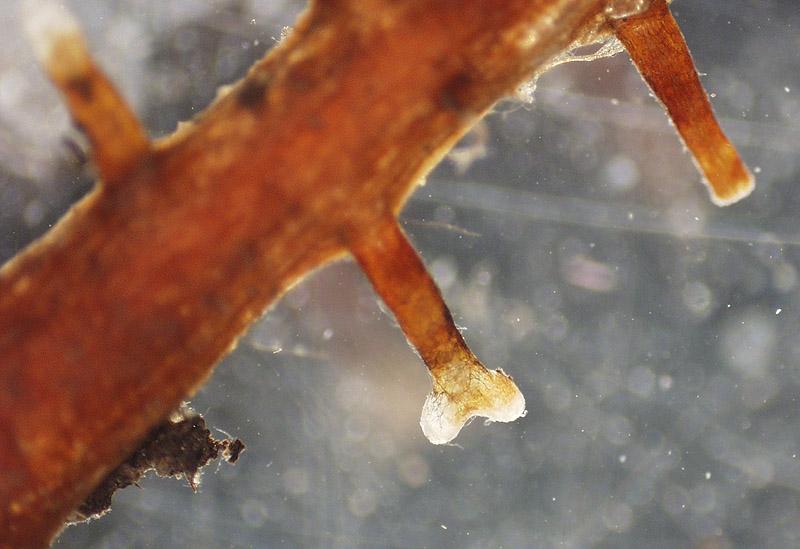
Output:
top-left (420, 358), bottom-right (526, 445)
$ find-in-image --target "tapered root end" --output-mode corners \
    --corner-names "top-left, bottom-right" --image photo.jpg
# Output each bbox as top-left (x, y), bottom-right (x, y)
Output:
top-left (22, 0), bottom-right (88, 82)
top-left (23, 0), bottom-right (151, 184)
top-left (420, 358), bottom-right (526, 445)
top-left (612, 0), bottom-right (755, 208)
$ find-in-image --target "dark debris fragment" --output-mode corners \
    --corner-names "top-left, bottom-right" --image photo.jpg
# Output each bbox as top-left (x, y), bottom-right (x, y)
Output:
top-left (67, 406), bottom-right (245, 524)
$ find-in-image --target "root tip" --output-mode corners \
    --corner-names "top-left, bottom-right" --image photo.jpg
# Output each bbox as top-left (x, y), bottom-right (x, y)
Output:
top-left (708, 170), bottom-right (755, 207)
top-left (420, 364), bottom-right (526, 445)
top-left (23, 0), bottom-right (87, 79)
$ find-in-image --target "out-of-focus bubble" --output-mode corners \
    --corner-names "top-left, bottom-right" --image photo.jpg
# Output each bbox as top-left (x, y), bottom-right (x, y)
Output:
top-left (602, 501), bottom-right (633, 532)
top-left (587, 366), bottom-right (622, 400)
top-left (743, 455), bottom-right (775, 488)
top-left (332, 443), bottom-right (362, 475)
top-left (719, 309), bottom-right (776, 378)
top-left (397, 454), bottom-right (429, 488)
top-left (703, 374), bottom-right (738, 416)
top-left (574, 406), bottom-right (602, 438)
top-left (627, 365), bottom-right (656, 399)
top-left (772, 261), bottom-right (798, 292)
top-left (561, 253), bottom-right (619, 292)
top-left (23, 200), bottom-right (44, 227)
top-left (690, 483), bottom-right (718, 514)
top-left (335, 376), bottom-right (372, 411)
top-left (542, 379), bottom-right (573, 412)
top-left (602, 154), bottom-right (640, 193)
top-left (240, 498), bottom-right (269, 528)
top-left (533, 284), bottom-right (562, 311)
top-left (502, 303), bottom-right (535, 342)
top-left (430, 256), bottom-right (457, 290)
top-left (433, 204), bottom-right (455, 225)
top-left (347, 488), bottom-right (378, 518)
top-left (603, 414), bottom-right (633, 446)
top-left (662, 485), bottom-right (690, 517)
top-left (682, 281), bottom-right (714, 318)
top-left (282, 467), bottom-right (310, 497)
top-left (368, 431), bottom-right (396, 461)
top-left (539, 311), bottom-right (569, 342)
top-left (472, 263), bottom-right (494, 287)
top-left (459, 270), bottom-right (493, 322)
top-left (343, 413), bottom-right (370, 443)
top-left (665, 203), bottom-right (706, 239)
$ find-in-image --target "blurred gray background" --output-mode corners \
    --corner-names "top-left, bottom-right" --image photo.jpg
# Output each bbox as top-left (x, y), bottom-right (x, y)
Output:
top-left (2, 1), bottom-right (800, 547)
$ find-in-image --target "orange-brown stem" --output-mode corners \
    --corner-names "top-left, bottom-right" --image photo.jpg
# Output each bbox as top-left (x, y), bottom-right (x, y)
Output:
top-left (350, 218), bottom-right (468, 371)
top-left (612, 0), bottom-right (754, 205)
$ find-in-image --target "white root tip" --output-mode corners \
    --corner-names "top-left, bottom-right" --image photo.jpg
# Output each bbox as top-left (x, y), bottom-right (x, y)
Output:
top-left (420, 360), bottom-right (526, 445)
top-left (22, 0), bottom-right (87, 78)
top-left (707, 170), bottom-right (755, 207)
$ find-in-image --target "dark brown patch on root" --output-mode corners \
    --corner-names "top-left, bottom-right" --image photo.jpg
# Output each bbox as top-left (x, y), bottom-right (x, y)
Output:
top-left (67, 407), bottom-right (245, 524)
top-left (236, 72), bottom-right (271, 109)
top-left (438, 71), bottom-right (476, 113)
top-left (66, 77), bottom-right (93, 102)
